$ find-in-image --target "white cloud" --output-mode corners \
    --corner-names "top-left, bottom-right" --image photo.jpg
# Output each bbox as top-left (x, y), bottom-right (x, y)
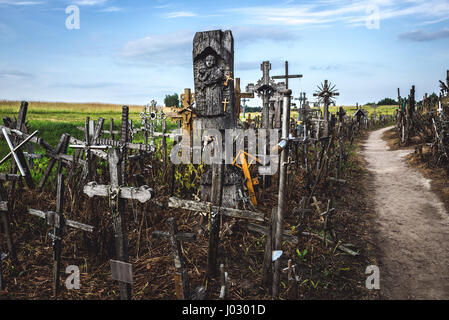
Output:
top-left (71, 0), bottom-right (107, 6)
top-left (224, 0), bottom-right (449, 28)
top-left (119, 26), bottom-right (301, 67)
top-left (399, 28), bottom-right (449, 41)
top-left (98, 6), bottom-right (121, 12)
top-left (163, 11), bottom-right (197, 18)
top-left (0, 0), bottom-right (43, 5)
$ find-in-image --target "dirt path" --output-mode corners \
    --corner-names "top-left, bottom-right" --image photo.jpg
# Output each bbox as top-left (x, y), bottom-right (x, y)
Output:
top-left (362, 126), bottom-right (449, 299)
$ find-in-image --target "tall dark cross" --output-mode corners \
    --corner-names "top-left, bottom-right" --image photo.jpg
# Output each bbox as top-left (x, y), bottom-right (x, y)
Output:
top-left (439, 70), bottom-right (449, 97)
top-left (272, 61), bottom-right (303, 90)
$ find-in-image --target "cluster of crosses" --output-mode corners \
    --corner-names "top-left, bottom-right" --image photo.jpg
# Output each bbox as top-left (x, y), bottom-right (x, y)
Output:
top-left (0, 29), bottom-right (383, 301)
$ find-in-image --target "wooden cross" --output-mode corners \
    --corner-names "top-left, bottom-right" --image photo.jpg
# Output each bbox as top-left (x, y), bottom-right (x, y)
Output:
top-left (83, 148), bottom-right (154, 300)
top-left (246, 61), bottom-right (286, 130)
top-left (38, 133), bottom-right (71, 190)
top-left (152, 217), bottom-right (196, 300)
top-left (281, 259), bottom-right (299, 299)
top-left (337, 106), bottom-right (346, 123)
top-left (2, 101), bottom-right (34, 189)
top-left (180, 88), bottom-right (195, 108)
top-left (234, 78), bottom-right (254, 120)
top-left (28, 173), bottom-right (94, 296)
top-left (0, 251), bottom-right (7, 290)
top-left (69, 117), bottom-right (108, 181)
top-left (241, 97), bottom-right (251, 119)
top-left (272, 61), bottom-right (302, 90)
top-left (0, 174), bottom-right (20, 264)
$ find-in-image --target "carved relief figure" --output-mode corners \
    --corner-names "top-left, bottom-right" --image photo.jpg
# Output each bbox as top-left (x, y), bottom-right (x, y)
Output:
top-left (196, 54), bottom-right (225, 116)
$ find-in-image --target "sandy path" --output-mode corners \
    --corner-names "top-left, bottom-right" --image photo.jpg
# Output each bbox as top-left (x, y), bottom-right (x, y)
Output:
top-left (362, 126), bottom-right (449, 299)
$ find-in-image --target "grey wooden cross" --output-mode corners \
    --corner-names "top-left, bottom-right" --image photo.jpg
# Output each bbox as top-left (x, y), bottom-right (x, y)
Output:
top-left (272, 61), bottom-right (302, 90)
top-left (83, 148), bottom-right (154, 300)
top-left (0, 251), bottom-right (7, 290)
top-left (0, 174), bottom-right (20, 264)
top-left (28, 173), bottom-right (94, 296)
top-left (2, 101), bottom-right (35, 189)
top-left (152, 217), bottom-right (196, 300)
top-left (38, 133), bottom-right (71, 190)
top-left (246, 61), bottom-right (286, 130)
top-left (69, 117), bottom-right (108, 181)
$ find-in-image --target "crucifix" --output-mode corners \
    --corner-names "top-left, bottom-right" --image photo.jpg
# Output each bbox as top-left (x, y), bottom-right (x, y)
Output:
top-left (272, 61), bottom-right (303, 90)
top-left (83, 148), bottom-right (154, 300)
top-left (152, 217), bottom-right (196, 300)
top-left (234, 77), bottom-right (254, 120)
top-left (28, 173), bottom-right (94, 296)
top-left (246, 61), bottom-right (286, 130)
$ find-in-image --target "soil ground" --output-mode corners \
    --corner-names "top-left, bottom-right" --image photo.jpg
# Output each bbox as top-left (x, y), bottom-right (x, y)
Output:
top-left (363, 126), bottom-right (449, 299)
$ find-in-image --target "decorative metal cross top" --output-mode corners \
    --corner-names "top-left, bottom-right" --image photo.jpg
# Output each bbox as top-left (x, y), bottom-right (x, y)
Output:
top-left (272, 61), bottom-right (303, 90)
top-left (313, 80), bottom-right (339, 123)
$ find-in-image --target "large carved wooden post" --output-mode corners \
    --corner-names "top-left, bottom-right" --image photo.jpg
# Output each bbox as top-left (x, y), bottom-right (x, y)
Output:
top-left (193, 30), bottom-right (235, 278)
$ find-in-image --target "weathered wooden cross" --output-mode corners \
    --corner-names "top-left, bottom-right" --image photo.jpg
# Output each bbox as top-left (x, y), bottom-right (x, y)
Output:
top-left (272, 61), bottom-right (303, 90)
top-left (234, 77), bottom-right (254, 120)
top-left (0, 251), bottom-right (7, 290)
top-left (2, 101), bottom-right (35, 189)
top-left (28, 173), bottom-right (94, 296)
top-left (83, 148), bottom-right (154, 300)
top-left (69, 117), bottom-right (108, 181)
top-left (152, 217), bottom-right (196, 300)
top-left (0, 174), bottom-right (20, 264)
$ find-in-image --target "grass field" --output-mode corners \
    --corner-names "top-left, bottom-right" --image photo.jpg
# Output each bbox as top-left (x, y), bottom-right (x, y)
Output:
top-left (0, 100), bottom-right (177, 176)
top-left (0, 100), bottom-right (397, 174)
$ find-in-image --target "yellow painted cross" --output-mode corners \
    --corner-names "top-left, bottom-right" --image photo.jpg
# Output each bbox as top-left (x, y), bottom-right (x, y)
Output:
top-left (222, 98), bottom-right (230, 112)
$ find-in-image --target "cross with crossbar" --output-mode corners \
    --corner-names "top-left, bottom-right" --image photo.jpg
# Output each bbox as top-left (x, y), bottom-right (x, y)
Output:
top-left (152, 217), bottom-right (196, 300)
top-left (28, 173), bottom-right (94, 296)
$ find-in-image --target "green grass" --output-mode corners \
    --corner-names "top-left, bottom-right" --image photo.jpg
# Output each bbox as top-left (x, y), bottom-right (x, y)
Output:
top-left (0, 100), bottom-right (178, 176)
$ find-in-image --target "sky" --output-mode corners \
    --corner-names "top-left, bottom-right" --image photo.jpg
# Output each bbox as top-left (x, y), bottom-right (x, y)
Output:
top-left (0, 0), bottom-right (449, 107)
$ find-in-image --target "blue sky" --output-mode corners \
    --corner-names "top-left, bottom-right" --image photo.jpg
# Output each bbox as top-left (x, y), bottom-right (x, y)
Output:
top-left (0, 0), bottom-right (449, 107)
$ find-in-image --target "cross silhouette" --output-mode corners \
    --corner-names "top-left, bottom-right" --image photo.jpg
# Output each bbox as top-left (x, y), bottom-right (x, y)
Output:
top-left (272, 61), bottom-right (302, 90)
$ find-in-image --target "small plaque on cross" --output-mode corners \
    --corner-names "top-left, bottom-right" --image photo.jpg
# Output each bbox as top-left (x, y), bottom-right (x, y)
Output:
top-left (110, 260), bottom-right (133, 284)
